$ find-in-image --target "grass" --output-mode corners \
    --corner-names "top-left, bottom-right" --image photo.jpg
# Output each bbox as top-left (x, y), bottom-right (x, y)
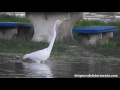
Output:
top-left (0, 14), bottom-right (30, 22)
top-left (0, 38), bottom-right (78, 58)
top-left (0, 14), bottom-right (120, 58)
top-left (0, 39), bottom-right (49, 54)
top-left (74, 19), bottom-right (106, 27)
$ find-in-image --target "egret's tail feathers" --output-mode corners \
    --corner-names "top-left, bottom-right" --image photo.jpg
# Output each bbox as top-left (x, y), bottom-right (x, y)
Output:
top-left (23, 54), bottom-right (28, 60)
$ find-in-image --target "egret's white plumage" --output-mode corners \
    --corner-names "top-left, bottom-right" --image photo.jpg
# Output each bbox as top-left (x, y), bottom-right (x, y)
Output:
top-left (23, 20), bottom-right (63, 63)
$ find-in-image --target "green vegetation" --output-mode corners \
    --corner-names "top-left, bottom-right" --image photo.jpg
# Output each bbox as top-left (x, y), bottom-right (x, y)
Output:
top-left (0, 14), bottom-right (120, 58)
top-left (74, 19), bottom-right (120, 57)
top-left (74, 19), bottom-right (106, 27)
top-left (0, 38), bottom-right (48, 54)
top-left (0, 14), bottom-right (30, 22)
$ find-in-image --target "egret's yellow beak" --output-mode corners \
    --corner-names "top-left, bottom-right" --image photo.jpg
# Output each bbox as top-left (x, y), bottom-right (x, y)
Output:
top-left (61, 19), bottom-right (68, 24)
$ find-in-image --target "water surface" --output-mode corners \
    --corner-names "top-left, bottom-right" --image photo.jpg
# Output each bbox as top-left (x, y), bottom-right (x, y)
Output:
top-left (0, 56), bottom-right (120, 78)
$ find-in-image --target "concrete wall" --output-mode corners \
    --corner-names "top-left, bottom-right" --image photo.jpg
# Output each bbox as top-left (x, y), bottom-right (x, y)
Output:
top-left (26, 12), bottom-right (83, 43)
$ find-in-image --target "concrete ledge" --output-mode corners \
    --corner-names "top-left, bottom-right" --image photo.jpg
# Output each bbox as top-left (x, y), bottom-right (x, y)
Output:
top-left (3, 28), bottom-right (17, 40)
top-left (73, 26), bottom-right (118, 45)
top-left (0, 28), bottom-right (17, 40)
top-left (78, 33), bottom-right (102, 45)
top-left (0, 22), bottom-right (33, 40)
top-left (98, 32), bottom-right (113, 44)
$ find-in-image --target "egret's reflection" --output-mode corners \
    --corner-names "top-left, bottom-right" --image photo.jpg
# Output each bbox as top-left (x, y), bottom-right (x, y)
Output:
top-left (22, 62), bottom-right (53, 78)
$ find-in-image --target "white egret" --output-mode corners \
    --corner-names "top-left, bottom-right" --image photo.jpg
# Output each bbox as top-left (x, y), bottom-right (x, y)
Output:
top-left (23, 20), bottom-right (65, 63)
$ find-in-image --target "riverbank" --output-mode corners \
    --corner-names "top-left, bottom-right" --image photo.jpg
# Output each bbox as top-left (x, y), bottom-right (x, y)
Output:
top-left (0, 14), bottom-right (120, 58)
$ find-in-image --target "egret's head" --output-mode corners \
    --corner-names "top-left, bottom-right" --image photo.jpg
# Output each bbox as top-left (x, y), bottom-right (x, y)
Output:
top-left (56, 20), bottom-right (63, 24)
top-left (56, 19), bottom-right (68, 24)
top-left (54, 20), bottom-right (68, 30)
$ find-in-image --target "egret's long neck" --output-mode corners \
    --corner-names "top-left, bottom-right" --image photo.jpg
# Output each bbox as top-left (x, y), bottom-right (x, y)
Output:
top-left (47, 21), bottom-right (58, 52)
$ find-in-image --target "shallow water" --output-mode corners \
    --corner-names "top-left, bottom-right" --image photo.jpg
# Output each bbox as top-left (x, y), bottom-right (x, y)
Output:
top-left (0, 56), bottom-right (120, 78)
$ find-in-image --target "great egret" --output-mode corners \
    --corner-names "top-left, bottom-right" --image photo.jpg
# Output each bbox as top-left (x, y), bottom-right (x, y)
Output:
top-left (23, 20), bottom-right (65, 63)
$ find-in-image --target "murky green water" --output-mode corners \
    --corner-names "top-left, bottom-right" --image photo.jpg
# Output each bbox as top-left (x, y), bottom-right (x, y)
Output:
top-left (0, 55), bottom-right (120, 78)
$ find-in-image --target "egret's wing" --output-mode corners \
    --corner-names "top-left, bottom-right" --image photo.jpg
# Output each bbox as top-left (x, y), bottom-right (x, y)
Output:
top-left (27, 48), bottom-right (49, 60)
